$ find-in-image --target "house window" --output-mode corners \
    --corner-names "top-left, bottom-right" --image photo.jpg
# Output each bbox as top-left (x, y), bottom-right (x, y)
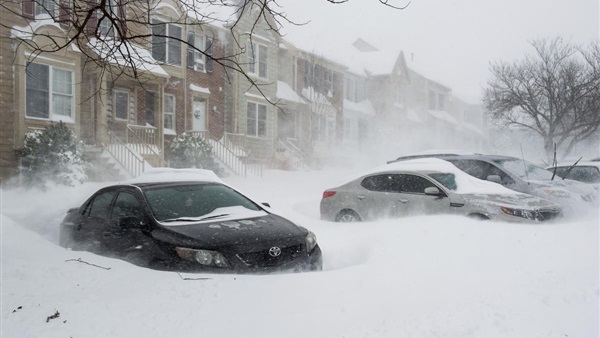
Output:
top-left (394, 84), bottom-right (401, 104)
top-left (248, 42), bottom-right (267, 78)
top-left (247, 102), bottom-right (267, 137)
top-left (152, 19), bottom-right (182, 66)
top-left (25, 62), bottom-right (74, 121)
top-left (35, 0), bottom-right (58, 16)
top-left (345, 77), bottom-right (356, 101)
top-left (303, 60), bottom-right (312, 89)
top-left (113, 89), bottom-right (129, 120)
top-left (164, 94), bottom-right (175, 131)
top-left (98, 0), bottom-right (118, 37)
top-left (438, 93), bottom-right (445, 111)
top-left (187, 32), bottom-right (213, 73)
top-left (324, 69), bottom-right (333, 97)
top-left (428, 90), bottom-right (436, 110)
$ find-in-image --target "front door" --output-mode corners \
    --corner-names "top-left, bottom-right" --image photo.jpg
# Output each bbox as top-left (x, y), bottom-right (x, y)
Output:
top-left (192, 99), bottom-right (206, 131)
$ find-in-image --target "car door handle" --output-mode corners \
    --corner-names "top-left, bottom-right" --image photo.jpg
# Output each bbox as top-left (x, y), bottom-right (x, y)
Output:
top-left (398, 199), bottom-right (409, 203)
top-left (357, 195), bottom-right (366, 200)
top-left (103, 232), bottom-right (112, 238)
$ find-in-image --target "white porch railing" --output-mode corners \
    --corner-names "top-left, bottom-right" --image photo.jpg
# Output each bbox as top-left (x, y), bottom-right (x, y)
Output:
top-left (106, 131), bottom-right (145, 177)
top-left (126, 125), bottom-right (164, 167)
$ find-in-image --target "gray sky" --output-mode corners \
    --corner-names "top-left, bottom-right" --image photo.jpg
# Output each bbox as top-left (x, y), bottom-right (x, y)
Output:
top-left (278, 0), bottom-right (600, 103)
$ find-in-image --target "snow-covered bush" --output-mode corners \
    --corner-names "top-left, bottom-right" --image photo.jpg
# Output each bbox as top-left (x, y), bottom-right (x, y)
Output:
top-left (16, 121), bottom-right (88, 187)
top-left (168, 133), bottom-right (222, 175)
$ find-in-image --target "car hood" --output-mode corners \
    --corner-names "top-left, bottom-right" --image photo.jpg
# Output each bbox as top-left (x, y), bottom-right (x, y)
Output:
top-left (527, 179), bottom-right (598, 203)
top-left (152, 213), bottom-right (308, 249)
top-left (461, 193), bottom-right (560, 210)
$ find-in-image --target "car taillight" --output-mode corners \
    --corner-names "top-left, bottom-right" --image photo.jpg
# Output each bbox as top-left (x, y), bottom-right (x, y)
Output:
top-left (322, 191), bottom-right (336, 198)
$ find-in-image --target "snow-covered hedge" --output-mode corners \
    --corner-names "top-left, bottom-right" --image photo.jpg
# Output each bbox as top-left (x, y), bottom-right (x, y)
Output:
top-left (168, 133), bottom-right (222, 175)
top-left (16, 121), bottom-right (88, 187)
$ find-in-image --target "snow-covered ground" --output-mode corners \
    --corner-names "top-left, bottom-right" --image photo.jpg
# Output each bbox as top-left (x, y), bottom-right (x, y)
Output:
top-left (1, 168), bottom-right (598, 338)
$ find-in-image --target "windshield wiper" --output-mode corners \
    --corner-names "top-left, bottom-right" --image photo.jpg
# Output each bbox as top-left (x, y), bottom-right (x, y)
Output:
top-left (561, 157), bottom-right (582, 180)
top-left (161, 214), bottom-right (230, 223)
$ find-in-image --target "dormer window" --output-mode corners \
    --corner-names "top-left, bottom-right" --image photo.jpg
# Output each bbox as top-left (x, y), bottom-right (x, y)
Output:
top-left (98, 0), bottom-right (119, 37)
top-left (187, 31), bottom-right (214, 73)
top-left (35, 0), bottom-right (58, 16)
top-left (152, 19), bottom-right (182, 66)
top-left (248, 42), bottom-right (267, 78)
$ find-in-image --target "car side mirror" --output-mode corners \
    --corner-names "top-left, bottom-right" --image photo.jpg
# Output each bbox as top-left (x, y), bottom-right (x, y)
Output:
top-left (119, 216), bottom-right (145, 229)
top-left (261, 202), bottom-right (271, 208)
top-left (487, 175), bottom-right (502, 184)
top-left (424, 187), bottom-right (441, 195)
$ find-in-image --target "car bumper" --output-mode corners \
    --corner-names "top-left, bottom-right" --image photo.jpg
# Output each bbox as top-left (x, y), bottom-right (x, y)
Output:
top-left (155, 245), bottom-right (323, 274)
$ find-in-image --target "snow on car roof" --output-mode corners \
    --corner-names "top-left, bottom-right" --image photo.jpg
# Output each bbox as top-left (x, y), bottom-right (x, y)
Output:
top-left (126, 168), bottom-right (224, 184)
top-left (337, 158), bottom-right (519, 195)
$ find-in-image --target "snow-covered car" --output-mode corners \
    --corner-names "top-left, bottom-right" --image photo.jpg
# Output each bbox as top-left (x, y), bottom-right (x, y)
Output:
top-left (546, 160), bottom-right (600, 192)
top-left (389, 153), bottom-right (598, 211)
top-left (320, 159), bottom-right (561, 223)
top-left (59, 168), bottom-right (322, 273)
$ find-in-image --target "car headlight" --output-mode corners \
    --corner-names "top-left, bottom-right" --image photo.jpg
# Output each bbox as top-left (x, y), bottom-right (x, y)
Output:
top-left (305, 231), bottom-right (318, 252)
top-left (175, 247), bottom-right (230, 268)
top-left (543, 188), bottom-right (571, 199)
top-left (500, 206), bottom-right (537, 220)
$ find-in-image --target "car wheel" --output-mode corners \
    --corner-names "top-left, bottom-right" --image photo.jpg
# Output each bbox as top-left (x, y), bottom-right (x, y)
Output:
top-left (335, 210), bottom-right (361, 222)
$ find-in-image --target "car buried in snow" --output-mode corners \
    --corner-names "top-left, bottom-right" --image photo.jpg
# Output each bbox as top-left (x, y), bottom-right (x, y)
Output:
top-left (59, 169), bottom-right (322, 273)
top-left (320, 158), bottom-right (562, 223)
top-left (388, 153), bottom-right (598, 213)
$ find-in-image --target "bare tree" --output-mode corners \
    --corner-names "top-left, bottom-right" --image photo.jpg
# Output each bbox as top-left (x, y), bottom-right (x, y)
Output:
top-left (484, 37), bottom-right (600, 161)
top-left (1, 0), bottom-right (407, 102)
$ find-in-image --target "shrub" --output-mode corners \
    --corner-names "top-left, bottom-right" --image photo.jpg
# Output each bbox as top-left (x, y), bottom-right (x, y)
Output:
top-left (16, 121), bottom-right (88, 187)
top-left (168, 133), bottom-right (222, 175)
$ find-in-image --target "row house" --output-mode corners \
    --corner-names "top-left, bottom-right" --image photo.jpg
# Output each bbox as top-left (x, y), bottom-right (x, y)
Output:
top-left (0, 1), bottom-right (487, 182)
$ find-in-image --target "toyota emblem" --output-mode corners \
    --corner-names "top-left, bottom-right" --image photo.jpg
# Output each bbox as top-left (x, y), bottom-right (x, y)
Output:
top-left (268, 246), bottom-right (282, 257)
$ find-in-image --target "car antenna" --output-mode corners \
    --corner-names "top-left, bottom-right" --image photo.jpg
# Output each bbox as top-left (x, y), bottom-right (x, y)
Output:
top-left (520, 145), bottom-right (530, 184)
top-left (561, 157), bottom-right (583, 180)
top-left (551, 143), bottom-right (558, 181)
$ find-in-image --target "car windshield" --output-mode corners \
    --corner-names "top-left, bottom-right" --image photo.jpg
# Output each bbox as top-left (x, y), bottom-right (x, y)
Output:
top-left (142, 183), bottom-right (261, 222)
top-left (493, 159), bottom-right (554, 180)
top-left (428, 173), bottom-right (457, 191)
top-left (553, 166), bottom-right (600, 183)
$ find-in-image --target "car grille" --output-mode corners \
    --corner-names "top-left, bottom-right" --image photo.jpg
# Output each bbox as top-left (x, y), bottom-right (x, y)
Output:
top-left (236, 244), bottom-right (304, 268)
top-left (535, 209), bottom-right (561, 221)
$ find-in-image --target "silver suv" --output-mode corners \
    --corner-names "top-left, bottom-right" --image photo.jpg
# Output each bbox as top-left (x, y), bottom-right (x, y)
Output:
top-left (389, 153), bottom-right (598, 210)
top-left (320, 159), bottom-right (561, 223)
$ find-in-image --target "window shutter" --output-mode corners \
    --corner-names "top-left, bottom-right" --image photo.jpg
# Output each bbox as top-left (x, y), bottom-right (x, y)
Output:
top-left (187, 31), bottom-right (194, 69)
top-left (118, 0), bottom-right (127, 36)
top-left (205, 37), bottom-right (213, 73)
top-left (22, 0), bottom-right (34, 18)
top-left (85, 0), bottom-right (98, 35)
top-left (58, 0), bottom-right (70, 29)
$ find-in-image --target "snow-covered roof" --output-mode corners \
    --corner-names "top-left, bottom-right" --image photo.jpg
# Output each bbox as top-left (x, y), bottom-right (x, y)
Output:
top-left (427, 110), bottom-right (459, 125)
top-left (343, 99), bottom-right (375, 117)
top-left (88, 38), bottom-right (168, 77)
top-left (276, 81), bottom-right (305, 103)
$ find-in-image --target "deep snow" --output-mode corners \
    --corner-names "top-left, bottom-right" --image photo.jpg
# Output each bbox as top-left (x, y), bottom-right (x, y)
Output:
top-left (1, 168), bottom-right (599, 338)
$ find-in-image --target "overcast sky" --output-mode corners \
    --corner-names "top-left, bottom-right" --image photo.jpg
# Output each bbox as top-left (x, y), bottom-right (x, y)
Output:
top-left (277, 0), bottom-right (600, 103)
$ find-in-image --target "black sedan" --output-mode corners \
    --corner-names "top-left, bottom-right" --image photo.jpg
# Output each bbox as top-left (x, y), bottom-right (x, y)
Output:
top-left (59, 174), bottom-right (322, 273)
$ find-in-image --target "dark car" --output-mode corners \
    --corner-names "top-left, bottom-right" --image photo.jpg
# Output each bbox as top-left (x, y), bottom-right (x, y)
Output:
top-left (388, 153), bottom-right (598, 211)
top-left (59, 169), bottom-right (322, 273)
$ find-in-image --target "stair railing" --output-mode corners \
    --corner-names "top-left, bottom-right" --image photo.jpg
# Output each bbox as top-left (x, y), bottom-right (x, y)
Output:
top-left (126, 125), bottom-right (164, 166)
top-left (190, 131), bottom-right (262, 177)
top-left (106, 130), bottom-right (145, 177)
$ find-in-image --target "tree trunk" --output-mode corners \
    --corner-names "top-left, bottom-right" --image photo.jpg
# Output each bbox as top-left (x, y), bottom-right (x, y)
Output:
top-left (544, 138), bottom-right (555, 164)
